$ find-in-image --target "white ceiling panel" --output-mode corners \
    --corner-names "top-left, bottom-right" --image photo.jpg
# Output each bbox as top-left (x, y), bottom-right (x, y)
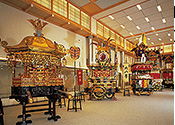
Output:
top-left (124, 22), bottom-right (136, 28)
top-left (130, 11), bottom-right (144, 20)
top-left (142, 6), bottom-right (158, 17)
top-left (112, 11), bottom-right (126, 19)
top-left (133, 18), bottom-right (147, 25)
top-left (162, 9), bottom-right (174, 18)
top-left (142, 27), bottom-right (152, 32)
top-left (149, 13), bottom-right (162, 21)
top-left (165, 21), bottom-right (174, 27)
top-left (157, 0), bottom-right (170, 4)
top-left (141, 0), bottom-right (157, 9)
top-left (150, 19), bottom-right (163, 27)
top-left (116, 16), bottom-right (130, 24)
top-left (123, 6), bottom-right (138, 15)
top-left (139, 23), bottom-right (150, 29)
top-left (70, 0), bottom-right (90, 7)
top-left (161, 0), bottom-right (174, 11)
top-left (95, 0), bottom-right (123, 9)
top-left (154, 24), bottom-right (166, 30)
top-left (100, 17), bottom-right (114, 23)
top-left (120, 30), bottom-right (129, 36)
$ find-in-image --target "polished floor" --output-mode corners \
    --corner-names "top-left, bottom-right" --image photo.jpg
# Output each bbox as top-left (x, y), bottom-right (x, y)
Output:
top-left (3, 89), bottom-right (174, 125)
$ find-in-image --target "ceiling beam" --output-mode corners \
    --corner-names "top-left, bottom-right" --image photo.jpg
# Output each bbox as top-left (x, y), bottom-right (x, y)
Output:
top-left (96, 0), bottom-right (151, 20)
top-left (124, 26), bottom-right (174, 38)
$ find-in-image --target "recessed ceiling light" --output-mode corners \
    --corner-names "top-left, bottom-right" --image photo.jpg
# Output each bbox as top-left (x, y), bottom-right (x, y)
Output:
top-left (147, 38), bottom-right (150, 40)
top-left (162, 43), bottom-right (164, 45)
top-left (120, 25), bottom-right (125, 29)
top-left (109, 15), bottom-right (114, 20)
top-left (157, 5), bottom-right (162, 12)
top-left (136, 26), bottom-right (140, 29)
top-left (156, 34), bottom-right (158, 36)
top-left (159, 38), bottom-right (161, 41)
top-left (136, 5), bottom-right (142, 10)
top-left (151, 27), bottom-right (155, 30)
top-left (130, 32), bottom-right (133, 35)
top-left (151, 42), bottom-right (154, 44)
top-left (68, 22), bottom-right (70, 24)
top-left (145, 17), bottom-right (149, 22)
top-left (136, 38), bottom-right (138, 40)
top-left (170, 39), bottom-right (172, 41)
top-left (168, 33), bottom-right (171, 36)
top-left (52, 14), bottom-right (54, 17)
top-left (162, 18), bottom-right (166, 23)
top-left (127, 16), bottom-right (132, 21)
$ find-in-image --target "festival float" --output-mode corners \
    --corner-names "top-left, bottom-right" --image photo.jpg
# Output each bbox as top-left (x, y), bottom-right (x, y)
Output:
top-left (131, 33), bottom-right (154, 96)
top-left (161, 54), bottom-right (174, 88)
top-left (1, 19), bottom-right (68, 124)
top-left (85, 38), bottom-right (118, 100)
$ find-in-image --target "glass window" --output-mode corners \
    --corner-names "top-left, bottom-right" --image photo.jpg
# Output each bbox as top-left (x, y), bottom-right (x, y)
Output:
top-left (164, 44), bottom-right (172, 53)
top-left (104, 26), bottom-right (109, 39)
top-left (34, 0), bottom-right (51, 9)
top-left (97, 22), bottom-right (103, 37)
top-left (53, 0), bottom-right (67, 18)
top-left (69, 3), bottom-right (80, 24)
top-left (81, 11), bottom-right (90, 30)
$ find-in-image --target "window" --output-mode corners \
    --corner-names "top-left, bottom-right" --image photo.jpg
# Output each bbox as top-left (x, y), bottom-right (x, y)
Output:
top-left (164, 44), bottom-right (172, 53)
top-left (53, 0), bottom-right (67, 18)
top-left (116, 34), bottom-right (120, 45)
top-left (97, 22), bottom-right (103, 37)
top-left (81, 11), bottom-right (90, 30)
top-left (34, 0), bottom-right (51, 9)
top-left (104, 26), bottom-right (109, 39)
top-left (110, 30), bottom-right (115, 40)
top-left (69, 4), bottom-right (80, 24)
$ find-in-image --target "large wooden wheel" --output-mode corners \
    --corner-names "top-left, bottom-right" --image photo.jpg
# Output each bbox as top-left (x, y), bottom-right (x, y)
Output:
top-left (105, 93), bottom-right (114, 99)
top-left (91, 86), bottom-right (106, 100)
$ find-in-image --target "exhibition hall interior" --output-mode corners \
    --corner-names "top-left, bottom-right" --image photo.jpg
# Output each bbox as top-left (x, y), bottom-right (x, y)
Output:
top-left (0, 0), bottom-right (174, 125)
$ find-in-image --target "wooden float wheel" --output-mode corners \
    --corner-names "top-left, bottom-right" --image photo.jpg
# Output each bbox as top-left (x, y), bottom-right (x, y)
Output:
top-left (91, 86), bottom-right (106, 100)
top-left (105, 93), bottom-right (115, 99)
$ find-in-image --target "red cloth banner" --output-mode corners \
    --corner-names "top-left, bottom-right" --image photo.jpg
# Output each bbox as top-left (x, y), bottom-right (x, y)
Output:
top-left (150, 73), bottom-right (160, 79)
top-left (77, 70), bottom-right (83, 85)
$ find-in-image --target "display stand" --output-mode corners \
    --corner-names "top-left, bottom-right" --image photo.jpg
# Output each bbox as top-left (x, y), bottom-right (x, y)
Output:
top-left (0, 19), bottom-right (68, 124)
top-left (0, 98), bottom-right (4, 125)
top-left (67, 46), bottom-right (82, 112)
top-left (85, 38), bottom-right (118, 100)
top-left (131, 33), bottom-right (154, 96)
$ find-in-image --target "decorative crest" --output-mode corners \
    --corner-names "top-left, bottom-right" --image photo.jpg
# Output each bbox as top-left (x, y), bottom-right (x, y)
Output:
top-left (28, 18), bottom-right (48, 37)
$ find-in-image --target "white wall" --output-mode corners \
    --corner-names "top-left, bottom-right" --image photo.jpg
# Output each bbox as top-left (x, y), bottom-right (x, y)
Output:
top-left (0, 2), bottom-right (86, 68)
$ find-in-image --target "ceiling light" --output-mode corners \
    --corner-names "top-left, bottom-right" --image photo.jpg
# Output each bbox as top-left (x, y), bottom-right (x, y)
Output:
top-left (120, 25), bottom-right (125, 29)
top-left (109, 15), bottom-right (114, 20)
top-left (68, 22), bottom-right (70, 24)
top-left (151, 27), bottom-right (155, 30)
top-left (147, 38), bottom-right (150, 40)
top-left (52, 14), bottom-right (54, 17)
top-left (127, 16), bottom-right (132, 21)
top-left (151, 42), bottom-right (154, 44)
top-left (145, 17), bottom-right (149, 22)
top-left (162, 43), bottom-right (164, 45)
top-left (156, 34), bottom-right (158, 36)
top-left (170, 39), bottom-right (172, 41)
top-left (159, 38), bottom-right (161, 41)
top-left (168, 33), bottom-right (171, 36)
top-left (162, 18), bottom-right (166, 23)
top-left (31, 4), bottom-right (33, 7)
top-left (157, 5), bottom-right (162, 12)
top-left (136, 26), bottom-right (140, 29)
top-left (136, 38), bottom-right (138, 40)
top-left (136, 5), bottom-right (142, 10)
top-left (130, 32), bottom-right (133, 35)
